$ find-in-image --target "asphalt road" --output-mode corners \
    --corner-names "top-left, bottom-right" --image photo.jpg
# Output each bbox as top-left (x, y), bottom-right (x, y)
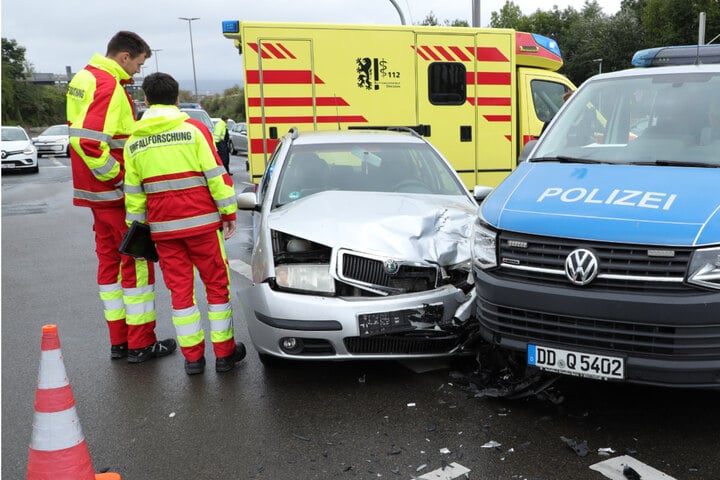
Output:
top-left (2, 153), bottom-right (719, 479)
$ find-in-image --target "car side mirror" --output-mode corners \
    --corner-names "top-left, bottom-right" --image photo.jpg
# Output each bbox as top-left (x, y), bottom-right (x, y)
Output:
top-left (473, 185), bottom-right (493, 203)
top-left (236, 191), bottom-right (259, 211)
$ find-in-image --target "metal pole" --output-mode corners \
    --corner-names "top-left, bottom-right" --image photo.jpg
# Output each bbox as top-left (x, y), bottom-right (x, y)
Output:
top-left (179, 17), bottom-right (199, 99)
top-left (699, 12), bottom-right (706, 45)
top-left (151, 49), bottom-right (162, 72)
top-left (387, 0), bottom-right (406, 25)
top-left (472, 0), bottom-right (481, 27)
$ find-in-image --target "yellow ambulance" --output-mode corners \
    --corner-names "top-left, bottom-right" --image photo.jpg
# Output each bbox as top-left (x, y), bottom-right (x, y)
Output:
top-left (221, 20), bottom-right (575, 188)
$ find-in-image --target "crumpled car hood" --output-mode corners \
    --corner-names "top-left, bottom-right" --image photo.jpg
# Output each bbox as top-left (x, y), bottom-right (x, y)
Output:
top-left (269, 191), bottom-right (478, 265)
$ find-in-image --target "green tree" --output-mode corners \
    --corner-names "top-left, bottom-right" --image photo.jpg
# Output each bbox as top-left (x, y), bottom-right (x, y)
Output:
top-left (418, 11), bottom-right (468, 27)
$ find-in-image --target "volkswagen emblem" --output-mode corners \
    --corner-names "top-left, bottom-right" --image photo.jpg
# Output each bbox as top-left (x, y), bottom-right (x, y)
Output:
top-left (383, 259), bottom-right (400, 275)
top-left (565, 248), bottom-right (599, 286)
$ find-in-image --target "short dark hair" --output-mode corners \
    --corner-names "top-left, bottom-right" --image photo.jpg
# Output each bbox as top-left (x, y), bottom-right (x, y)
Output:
top-left (142, 73), bottom-right (179, 106)
top-left (106, 31), bottom-right (151, 59)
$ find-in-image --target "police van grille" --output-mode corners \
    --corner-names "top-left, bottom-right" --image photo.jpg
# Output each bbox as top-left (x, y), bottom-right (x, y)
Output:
top-left (478, 300), bottom-right (720, 359)
top-left (497, 233), bottom-right (693, 293)
top-left (340, 253), bottom-right (439, 293)
top-left (344, 332), bottom-right (461, 355)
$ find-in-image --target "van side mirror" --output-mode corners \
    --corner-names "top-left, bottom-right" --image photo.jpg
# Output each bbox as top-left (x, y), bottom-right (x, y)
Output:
top-left (519, 140), bottom-right (538, 164)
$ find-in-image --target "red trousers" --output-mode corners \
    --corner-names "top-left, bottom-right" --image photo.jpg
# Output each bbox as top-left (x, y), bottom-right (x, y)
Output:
top-left (155, 230), bottom-right (235, 361)
top-left (92, 207), bottom-right (157, 349)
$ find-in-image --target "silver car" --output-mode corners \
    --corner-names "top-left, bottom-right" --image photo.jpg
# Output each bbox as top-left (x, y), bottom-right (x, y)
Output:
top-left (228, 122), bottom-right (247, 155)
top-left (32, 124), bottom-right (70, 157)
top-left (2, 126), bottom-right (39, 173)
top-left (236, 128), bottom-right (479, 365)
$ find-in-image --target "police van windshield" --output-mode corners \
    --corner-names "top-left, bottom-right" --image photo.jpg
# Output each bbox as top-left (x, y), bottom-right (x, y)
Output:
top-left (533, 70), bottom-right (720, 167)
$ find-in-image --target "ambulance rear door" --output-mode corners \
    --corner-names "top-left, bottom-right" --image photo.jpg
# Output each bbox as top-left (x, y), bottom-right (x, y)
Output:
top-left (244, 33), bottom-right (315, 183)
top-left (415, 32), bottom-right (477, 188)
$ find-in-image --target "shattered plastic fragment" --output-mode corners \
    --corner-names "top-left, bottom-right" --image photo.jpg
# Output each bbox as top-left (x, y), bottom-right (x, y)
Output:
top-left (407, 402), bottom-right (416, 407)
top-left (481, 440), bottom-right (501, 448)
top-left (599, 447), bottom-right (616, 456)
top-left (561, 436), bottom-right (589, 457)
top-left (168, 412), bottom-right (176, 418)
top-left (416, 464), bottom-right (427, 472)
top-left (440, 447), bottom-right (451, 454)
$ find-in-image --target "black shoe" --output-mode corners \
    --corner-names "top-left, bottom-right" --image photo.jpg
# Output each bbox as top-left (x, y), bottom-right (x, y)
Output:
top-left (185, 357), bottom-right (206, 375)
top-left (111, 342), bottom-right (128, 360)
top-left (127, 338), bottom-right (177, 363)
top-left (215, 342), bottom-right (247, 372)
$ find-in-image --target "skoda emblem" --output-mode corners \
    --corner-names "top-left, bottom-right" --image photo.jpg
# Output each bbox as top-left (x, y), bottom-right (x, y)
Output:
top-left (565, 248), bottom-right (599, 286)
top-left (383, 259), bottom-right (400, 275)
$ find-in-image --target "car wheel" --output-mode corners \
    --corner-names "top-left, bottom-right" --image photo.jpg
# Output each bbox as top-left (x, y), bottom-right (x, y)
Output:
top-left (66, 145), bottom-right (71, 157)
top-left (229, 140), bottom-right (236, 155)
top-left (258, 352), bottom-right (287, 368)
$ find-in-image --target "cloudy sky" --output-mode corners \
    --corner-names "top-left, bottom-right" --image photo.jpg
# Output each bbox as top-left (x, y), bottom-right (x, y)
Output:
top-left (1, 0), bottom-right (620, 94)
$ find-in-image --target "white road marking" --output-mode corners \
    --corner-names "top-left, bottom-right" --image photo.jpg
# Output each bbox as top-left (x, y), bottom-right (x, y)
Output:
top-left (590, 455), bottom-right (677, 480)
top-left (229, 259), bottom-right (252, 279)
top-left (416, 462), bottom-right (471, 480)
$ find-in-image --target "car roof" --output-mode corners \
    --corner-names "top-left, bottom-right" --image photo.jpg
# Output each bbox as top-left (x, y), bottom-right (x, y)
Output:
top-left (586, 63), bottom-right (720, 82)
top-left (288, 129), bottom-right (426, 146)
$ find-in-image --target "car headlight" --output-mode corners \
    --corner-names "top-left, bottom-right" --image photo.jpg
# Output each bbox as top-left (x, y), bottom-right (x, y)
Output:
top-left (471, 218), bottom-right (497, 269)
top-left (687, 247), bottom-right (720, 290)
top-left (275, 264), bottom-right (336, 294)
top-left (23, 145), bottom-right (36, 155)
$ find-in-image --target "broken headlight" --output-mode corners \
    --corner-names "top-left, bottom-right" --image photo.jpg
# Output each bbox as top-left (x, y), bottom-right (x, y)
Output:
top-left (687, 247), bottom-right (720, 290)
top-left (471, 218), bottom-right (497, 269)
top-left (275, 264), bottom-right (335, 294)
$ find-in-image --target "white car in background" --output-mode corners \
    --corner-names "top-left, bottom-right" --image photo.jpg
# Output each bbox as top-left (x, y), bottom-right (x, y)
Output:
top-left (2, 126), bottom-right (39, 173)
top-left (32, 124), bottom-right (70, 157)
top-left (236, 128), bottom-right (479, 366)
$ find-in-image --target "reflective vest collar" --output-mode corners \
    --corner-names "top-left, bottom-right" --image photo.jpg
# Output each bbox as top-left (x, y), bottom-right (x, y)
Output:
top-left (87, 53), bottom-right (132, 84)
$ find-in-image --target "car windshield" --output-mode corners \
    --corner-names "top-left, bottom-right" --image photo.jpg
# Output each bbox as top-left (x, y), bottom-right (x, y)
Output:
top-left (2, 127), bottom-right (28, 142)
top-left (182, 109), bottom-right (214, 132)
top-left (41, 125), bottom-right (68, 136)
top-left (533, 71), bottom-right (720, 167)
top-left (274, 141), bottom-right (467, 207)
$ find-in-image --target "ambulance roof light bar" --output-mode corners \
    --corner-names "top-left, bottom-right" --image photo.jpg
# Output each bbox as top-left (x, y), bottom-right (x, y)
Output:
top-left (632, 44), bottom-right (720, 67)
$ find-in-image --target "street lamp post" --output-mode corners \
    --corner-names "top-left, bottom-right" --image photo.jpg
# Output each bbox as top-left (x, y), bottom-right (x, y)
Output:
top-left (151, 49), bottom-right (162, 72)
top-left (179, 17), bottom-right (199, 99)
top-left (593, 58), bottom-right (603, 74)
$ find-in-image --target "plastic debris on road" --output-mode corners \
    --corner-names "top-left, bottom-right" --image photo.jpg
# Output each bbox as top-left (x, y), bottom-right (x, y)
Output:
top-left (590, 454), bottom-right (677, 480)
top-left (561, 436), bottom-right (590, 457)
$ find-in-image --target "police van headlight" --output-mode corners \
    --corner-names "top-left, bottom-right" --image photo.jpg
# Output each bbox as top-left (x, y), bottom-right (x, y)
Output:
top-left (471, 218), bottom-right (497, 270)
top-left (687, 247), bottom-right (720, 290)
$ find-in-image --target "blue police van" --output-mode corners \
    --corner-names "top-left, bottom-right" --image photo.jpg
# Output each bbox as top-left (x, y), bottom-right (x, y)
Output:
top-left (471, 45), bottom-right (720, 389)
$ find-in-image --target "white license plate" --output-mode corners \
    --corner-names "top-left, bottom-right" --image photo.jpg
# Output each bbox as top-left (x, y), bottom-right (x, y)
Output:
top-left (528, 344), bottom-right (624, 380)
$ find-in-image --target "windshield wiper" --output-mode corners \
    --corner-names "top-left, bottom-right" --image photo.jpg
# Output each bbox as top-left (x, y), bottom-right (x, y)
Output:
top-left (630, 160), bottom-right (718, 168)
top-left (531, 156), bottom-right (603, 164)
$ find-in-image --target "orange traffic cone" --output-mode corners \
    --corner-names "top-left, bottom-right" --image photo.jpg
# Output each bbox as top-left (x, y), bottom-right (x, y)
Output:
top-left (27, 324), bottom-right (122, 480)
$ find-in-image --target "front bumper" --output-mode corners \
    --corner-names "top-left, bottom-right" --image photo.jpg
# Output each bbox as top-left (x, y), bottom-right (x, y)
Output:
top-left (2, 156), bottom-right (37, 171)
top-left (473, 267), bottom-right (720, 389)
top-left (239, 282), bottom-right (473, 360)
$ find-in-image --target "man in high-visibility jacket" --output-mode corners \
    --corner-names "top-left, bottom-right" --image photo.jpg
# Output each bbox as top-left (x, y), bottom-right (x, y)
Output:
top-left (66, 31), bottom-right (177, 363)
top-left (213, 115), bottom-right (231, 175)
top-left (124, 72), bottom-right (246, 375)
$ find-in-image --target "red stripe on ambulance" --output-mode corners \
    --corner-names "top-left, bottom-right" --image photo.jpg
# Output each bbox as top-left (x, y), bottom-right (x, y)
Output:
top-left (246, 70), bottom-right (325, 84)
top-left (249, 115), bottom-right (367, 124)
top-left (248, 97), bottom-right (350, 107)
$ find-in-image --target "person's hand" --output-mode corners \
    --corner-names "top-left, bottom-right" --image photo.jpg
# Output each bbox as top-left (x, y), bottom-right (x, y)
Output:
top-left (223, 220), bottom-right (236, 240)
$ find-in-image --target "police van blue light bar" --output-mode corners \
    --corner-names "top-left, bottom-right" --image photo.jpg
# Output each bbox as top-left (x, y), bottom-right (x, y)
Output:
top-left (632, 44), bottom-right (720, 67)
top-left (222, 20), bottom-right (240, 34)
top-left (532, 33), bottom-right (562, 59)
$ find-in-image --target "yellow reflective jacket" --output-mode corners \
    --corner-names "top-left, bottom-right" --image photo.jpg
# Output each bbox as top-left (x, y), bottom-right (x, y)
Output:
top-left (66, 54), bottom-right (136, 208)
top-left (123, 105), bottom-right (237, 241)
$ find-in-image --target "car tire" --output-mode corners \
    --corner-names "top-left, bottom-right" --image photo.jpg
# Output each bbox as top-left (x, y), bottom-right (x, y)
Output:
top-left (30, 164), bottom-right (39, 174)
top-left (258, 352), bottom-right (287, 368)
top-left (229, 140), bottom-right (236, 155)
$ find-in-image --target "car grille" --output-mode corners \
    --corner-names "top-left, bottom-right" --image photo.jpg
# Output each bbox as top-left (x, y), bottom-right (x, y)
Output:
top-left (496, 232), bottom-right (694, 293)
top-left (344, 331), bottom-right (461, 355)
top-left (478, 299), bottom-right (720, 359)
top-left (338, 251), bottom-right (439, 294)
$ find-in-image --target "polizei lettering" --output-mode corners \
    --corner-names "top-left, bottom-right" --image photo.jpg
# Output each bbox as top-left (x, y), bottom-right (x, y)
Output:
top-left (537, 187), bottom-right (677, 210)
top-left (127, 131), bottom-right (193, 155)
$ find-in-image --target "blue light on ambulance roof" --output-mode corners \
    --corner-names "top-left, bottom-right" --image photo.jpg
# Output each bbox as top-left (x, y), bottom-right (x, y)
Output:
top-left (532, 33), bottom-right (562, 58)
top-left (222, 20), bottom-right (240, 34)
